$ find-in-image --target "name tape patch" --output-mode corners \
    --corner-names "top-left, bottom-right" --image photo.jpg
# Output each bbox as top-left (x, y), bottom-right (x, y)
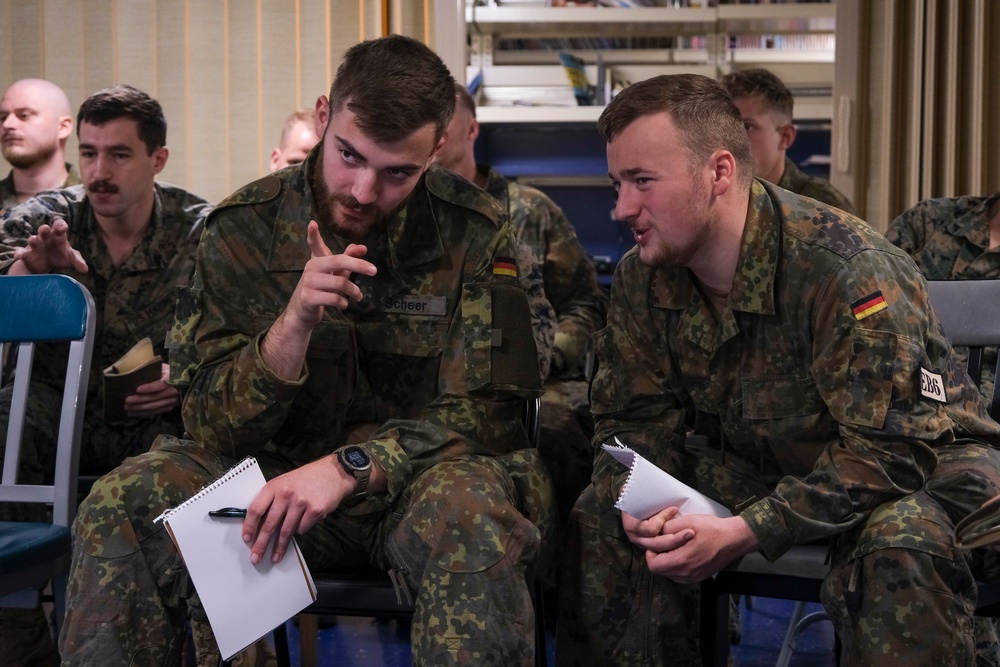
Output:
top-left (380, 295), bottom-right (447, 316)
top-left (920, 367), bottom-right (947, 403)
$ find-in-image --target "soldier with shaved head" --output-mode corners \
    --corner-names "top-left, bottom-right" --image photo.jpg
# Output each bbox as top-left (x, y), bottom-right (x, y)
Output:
top-left (0, 78), bottom-right (79, 214)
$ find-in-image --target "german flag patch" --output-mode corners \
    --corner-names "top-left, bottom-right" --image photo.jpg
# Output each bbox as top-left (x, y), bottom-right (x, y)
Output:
top-left (493, 256), bottom-right (518, 278)
top-left (851, 290), bottom-right (887, 320)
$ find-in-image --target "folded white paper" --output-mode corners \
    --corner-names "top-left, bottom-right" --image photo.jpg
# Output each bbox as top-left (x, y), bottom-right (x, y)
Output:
top-left (602, 438), bottom-right (732, 520)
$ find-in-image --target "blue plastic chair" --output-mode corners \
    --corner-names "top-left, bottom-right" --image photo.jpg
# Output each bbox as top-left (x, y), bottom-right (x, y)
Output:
top-left (0, 274), bottom-right (96, 632)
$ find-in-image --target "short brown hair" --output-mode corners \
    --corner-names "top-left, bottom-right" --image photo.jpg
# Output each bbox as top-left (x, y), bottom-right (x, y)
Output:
top-left (327, 35), bottom-right (456, 145)
top-left (720, 67), bottom-right (793, 119)
top-left (598, 74), bottom-right (754, 187)
top-left (454, 82), bottom-right (476, 118)
top-left (77, 84), bottom-right (166, 155)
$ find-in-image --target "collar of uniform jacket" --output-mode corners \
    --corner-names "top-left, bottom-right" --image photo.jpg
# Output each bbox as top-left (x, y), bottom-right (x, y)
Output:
top-left (649, 179), bottom-right (779, 319)
top-left (943, 189), bottom-right (1000, 248)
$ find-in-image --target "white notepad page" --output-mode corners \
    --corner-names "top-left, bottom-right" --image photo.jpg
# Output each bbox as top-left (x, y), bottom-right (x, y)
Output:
top-left (156, 457), bottom-right (317, 660)
top-left (602, 439), bottom-right (732, 520)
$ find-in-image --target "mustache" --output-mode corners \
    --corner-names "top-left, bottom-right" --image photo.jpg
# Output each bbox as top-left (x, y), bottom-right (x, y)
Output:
top-left (331, 192), bottom-right (378, 217)
top-left (87, 180), bottom-right (119, 195)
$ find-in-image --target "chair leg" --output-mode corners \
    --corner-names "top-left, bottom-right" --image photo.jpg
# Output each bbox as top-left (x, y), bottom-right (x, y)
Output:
top-left (533, 582), bottom-right (547, 667)
top-left (775, 600), bottom-right (808, 667)
top-left (698, 581), bottom-right (731, 667)
top-left (298, 613), bottom-right (319, 667)
top-left (775, 601), bottom-right (830, 667)
top-left (272, 622), bottom-right (291, 667)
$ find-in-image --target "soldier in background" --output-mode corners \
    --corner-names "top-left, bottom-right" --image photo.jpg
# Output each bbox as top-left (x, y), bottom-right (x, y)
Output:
top-left (0, 78), bottom-right (80, 215)
top-left (433, 82), bottom-right (608, 542)
top-left (0, 85), bottom-right (211, 666)
top-left (721, 67), bottom-right (857, 215)
top-left (59, 35), bottom-right (555, 666)
top-left (887, 192), bottom-right (1000, 440)
top-left (269, 108), bottom-right (320, 172)
top-left (557, 73), bottom-right (1000, 666)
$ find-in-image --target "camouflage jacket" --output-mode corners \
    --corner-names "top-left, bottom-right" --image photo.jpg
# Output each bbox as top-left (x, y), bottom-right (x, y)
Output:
top-left (0, 182), bottom-right (211, 415)
top-left (171, 155), bottom-right (549, 508)
top-left (886, 191), bottom-right (1000, 280)
top-left (0, 163), bottom-right (81, 216)
top-left (886, 192), bottom-right (1000, 401)
top-left (590, 180), bottom-right (1000, 560)
top-left (481, 165), bottom-right (608, 380)
top-left (778, 156), bottom-right (857, 215)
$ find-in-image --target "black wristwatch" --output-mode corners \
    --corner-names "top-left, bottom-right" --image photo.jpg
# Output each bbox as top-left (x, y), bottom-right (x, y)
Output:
top-left (336, 445), bottom-right (372, 501)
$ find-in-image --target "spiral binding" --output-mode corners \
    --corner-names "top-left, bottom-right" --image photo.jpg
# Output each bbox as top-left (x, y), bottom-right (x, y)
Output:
top-left (156, 456), bottom-right (257, 523)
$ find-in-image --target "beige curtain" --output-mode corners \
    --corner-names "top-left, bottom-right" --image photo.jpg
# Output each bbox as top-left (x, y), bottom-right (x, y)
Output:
top-left (0, 0), bottom-right (435, 205)
top-left (832, 0), bottom-right (1000, 230)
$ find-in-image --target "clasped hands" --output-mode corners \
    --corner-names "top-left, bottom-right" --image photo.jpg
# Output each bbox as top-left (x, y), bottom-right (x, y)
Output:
top-left (622, 507), bottom-right (759, 584)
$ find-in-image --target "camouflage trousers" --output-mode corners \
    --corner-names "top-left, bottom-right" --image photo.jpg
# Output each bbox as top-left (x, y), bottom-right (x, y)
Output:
top-left (556, 442), bottom-right (1000, 667)
top-left (58, 436), bottom-right (551, 667)
top-left (538, 379), bottom-right (595, 535)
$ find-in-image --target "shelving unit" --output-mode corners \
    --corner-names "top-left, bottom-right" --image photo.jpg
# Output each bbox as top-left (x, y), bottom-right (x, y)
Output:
top-left (459, 1), bottom-right (839, 281)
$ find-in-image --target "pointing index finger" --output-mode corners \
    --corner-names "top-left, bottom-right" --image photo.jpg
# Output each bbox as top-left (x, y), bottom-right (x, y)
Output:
top-left (306, 220), bottom-right (332, 258)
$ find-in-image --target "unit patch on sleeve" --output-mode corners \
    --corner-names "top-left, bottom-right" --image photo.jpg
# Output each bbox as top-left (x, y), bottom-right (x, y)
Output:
top-left (493, 257), bottom-right (518, 278)
top-left (920, 367), bottom-right (947, 403)
top-left (851, 290), bottom-right (888, 321)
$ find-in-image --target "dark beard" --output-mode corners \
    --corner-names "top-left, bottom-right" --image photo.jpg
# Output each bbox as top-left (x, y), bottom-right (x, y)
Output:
top-left (2, 140), bottom-right (58, 169)
top-left (308, 159), bottom-right (408, 245)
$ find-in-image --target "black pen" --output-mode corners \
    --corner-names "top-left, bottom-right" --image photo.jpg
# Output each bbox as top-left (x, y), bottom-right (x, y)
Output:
top-left (208, 507), bottom-right (247, 518)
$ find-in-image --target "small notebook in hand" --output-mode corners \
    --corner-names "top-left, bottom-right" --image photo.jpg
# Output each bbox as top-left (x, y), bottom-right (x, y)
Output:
top-left (956, 494), bottom-right (1000, 549)
top-left (103, 336), bottom-right (162, 423)
top-left (602, 438), bottom-right (732, 520)
top-left (155, 457), bottom-right (317, 660)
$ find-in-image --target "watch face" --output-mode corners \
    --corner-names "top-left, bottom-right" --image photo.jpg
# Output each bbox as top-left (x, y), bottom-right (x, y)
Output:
top-left (343, 447), bottom-right (370, 469)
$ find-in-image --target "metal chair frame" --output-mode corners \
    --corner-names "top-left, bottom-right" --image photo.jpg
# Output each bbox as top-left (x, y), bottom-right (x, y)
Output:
top-left (0, 275), bottom-right (96, 630)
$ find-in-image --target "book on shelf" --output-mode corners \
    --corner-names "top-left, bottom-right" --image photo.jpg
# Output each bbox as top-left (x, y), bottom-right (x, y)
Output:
top-left (102, 337), bottom-right (163, 423)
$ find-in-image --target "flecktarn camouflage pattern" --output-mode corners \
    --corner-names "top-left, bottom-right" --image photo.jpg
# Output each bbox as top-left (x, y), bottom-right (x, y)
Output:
top-left (557, 180), bottom-right (1000, 666)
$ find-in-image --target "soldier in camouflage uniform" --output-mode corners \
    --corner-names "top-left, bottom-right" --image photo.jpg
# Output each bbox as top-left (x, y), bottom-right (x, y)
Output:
top-left (0, 78), bottom-right (81, 216)
top-left (887, 191), bottom-right (1000, 401)
top-left (59, 35), bottom-right (555, 667)
top-left (0, 84), bottom-right (210, 667)
top-left (556, 74), bottom-right (1000, 666)
top-left (721, 67), bottom-right (857, 215)
top-left (432, 82), bottom-right (608, 537)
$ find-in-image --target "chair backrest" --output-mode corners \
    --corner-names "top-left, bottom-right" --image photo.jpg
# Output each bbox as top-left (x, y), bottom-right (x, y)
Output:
top-left (0, 274), bottom-right (96, 528)
top-left (926, 279), bottom-right (1000, 420)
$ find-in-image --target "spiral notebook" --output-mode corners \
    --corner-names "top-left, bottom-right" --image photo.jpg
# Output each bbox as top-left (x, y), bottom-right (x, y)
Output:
top-left (155, 457), bottom-right (317, 660)
top-left (602, 439), bottom-right (732, 520)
